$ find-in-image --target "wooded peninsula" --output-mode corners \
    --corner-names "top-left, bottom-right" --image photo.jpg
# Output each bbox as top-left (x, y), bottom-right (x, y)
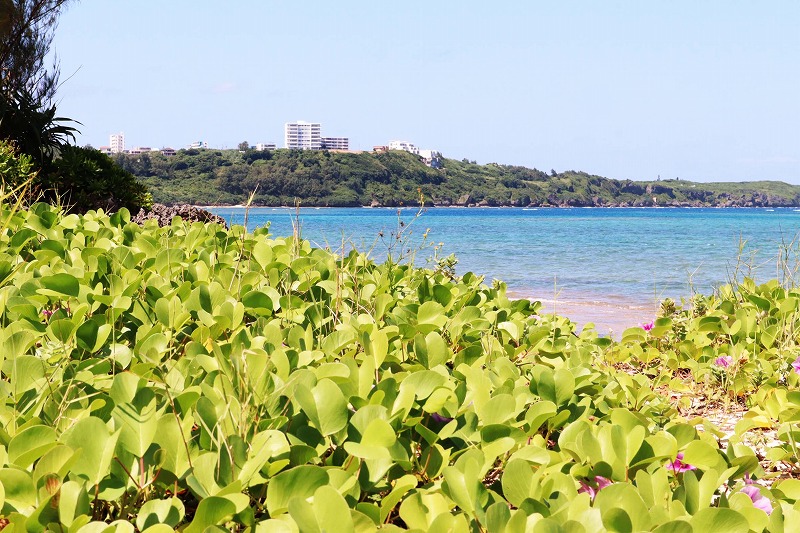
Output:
top-left (120, 148), bottom-right (800, 208)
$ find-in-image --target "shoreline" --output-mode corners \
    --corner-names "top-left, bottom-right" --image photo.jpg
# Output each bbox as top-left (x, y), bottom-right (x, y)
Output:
top-left (199, 204), bottom-right (799, 210)
top-left (509, 290), bottom-right (661, 337)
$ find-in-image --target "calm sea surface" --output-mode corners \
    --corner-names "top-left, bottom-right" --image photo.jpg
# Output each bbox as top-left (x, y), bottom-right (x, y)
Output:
top-left (210, 207), bottom-right (800, 330)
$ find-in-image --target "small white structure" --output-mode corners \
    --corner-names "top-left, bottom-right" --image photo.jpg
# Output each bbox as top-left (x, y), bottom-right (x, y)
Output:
top-left (418, 149), bottom-right (442, 168)
top-left (388, 140), bottom-right (419, 155)
top-left (128, 147), bottom-right (153, 155)
top-left (255, 143), bottom-right (277, 151)
top-left (188, 141), bottom-right (209, 150)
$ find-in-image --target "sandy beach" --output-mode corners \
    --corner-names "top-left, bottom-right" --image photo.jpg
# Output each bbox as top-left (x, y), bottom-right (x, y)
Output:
top-left (510, 290), bottom-right (662, 337)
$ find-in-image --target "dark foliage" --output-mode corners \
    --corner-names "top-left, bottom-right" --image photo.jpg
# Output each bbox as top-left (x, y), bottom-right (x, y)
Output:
top-left (0, 0), bottom-right (72, 102)
top-left (43, 145), bottom-right (151, 213)
top-left (0, 87), bottom-right (77, 167)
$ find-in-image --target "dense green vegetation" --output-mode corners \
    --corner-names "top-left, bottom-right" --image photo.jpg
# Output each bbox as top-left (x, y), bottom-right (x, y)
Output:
top-left (3, 191), bottom-right (800, 530)
top-left (125, 148), bottom-right (800, 208)
top-left (6, 5), bottom-right (800, 527)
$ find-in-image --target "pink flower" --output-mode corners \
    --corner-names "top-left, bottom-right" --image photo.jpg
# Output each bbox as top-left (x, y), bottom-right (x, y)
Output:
top-left (595, 476), bottom-right (612, 489)
top-left (430, 413), bottom-right (453, 423)
top-left (741, 485), bottom-right (773, 515)
top-left (714, 355), bottom-right (733, 368)
top-left (578, 476), bottom-right (612, 500)
top-left (666, 452), bottom-right (696, 473)
top-left (792, 355), bottom-right (800, 375)
top-left (641, 321), bottom-right (654, 332)
top-left (577, 481), bottom-right (595, 499)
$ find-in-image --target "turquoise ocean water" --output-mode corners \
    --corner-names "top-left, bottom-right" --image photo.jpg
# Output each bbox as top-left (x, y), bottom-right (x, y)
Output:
top-left (210, 207), bottom-right (800, 330)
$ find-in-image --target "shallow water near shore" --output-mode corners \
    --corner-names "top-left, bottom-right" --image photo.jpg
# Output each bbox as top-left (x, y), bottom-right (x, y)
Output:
top-left (211, 206), bottom-right (800, 331)
top-left (512, 293), bottom-right (658, 337)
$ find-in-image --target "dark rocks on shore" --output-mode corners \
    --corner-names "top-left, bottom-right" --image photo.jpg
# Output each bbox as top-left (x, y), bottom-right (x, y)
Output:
top-left (456, 194), bottom-right (472, 206)
top-left (132, 204), bottom-right (228, 228)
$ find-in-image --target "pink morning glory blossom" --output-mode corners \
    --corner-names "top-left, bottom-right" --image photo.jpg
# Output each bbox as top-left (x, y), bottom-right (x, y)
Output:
top-left (641, 321), bottom-right (654, 332)
top-left (792, 355), bottom-right (800, 375)
top-left (741, 485), bottom-right (773, 515)
top-left (714, 355), bottom-right (733, 368)
top-left (595, 476), bottom-right (612, 489)
top-left (577, 476), bottom-right (612, 500)
top-left (666, 452), bottom-right (696, 473)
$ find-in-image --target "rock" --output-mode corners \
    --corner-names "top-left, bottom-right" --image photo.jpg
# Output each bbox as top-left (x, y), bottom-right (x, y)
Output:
top-left (132, 204), bottom-right (228, 228)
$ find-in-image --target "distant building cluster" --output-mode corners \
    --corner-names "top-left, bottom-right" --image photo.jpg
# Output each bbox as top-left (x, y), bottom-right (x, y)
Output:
top-left (99, 122), bottom-right (440, 167)
top-left (99, 132), bottom-right (178, 157)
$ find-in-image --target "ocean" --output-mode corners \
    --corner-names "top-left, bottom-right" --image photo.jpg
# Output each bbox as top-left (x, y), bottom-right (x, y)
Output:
top-left (209, 207), bottom-right (800, 333)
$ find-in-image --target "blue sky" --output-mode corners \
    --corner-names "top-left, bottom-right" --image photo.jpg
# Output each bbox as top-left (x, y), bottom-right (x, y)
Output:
top-left (53, 1), bottom-right (799, 183)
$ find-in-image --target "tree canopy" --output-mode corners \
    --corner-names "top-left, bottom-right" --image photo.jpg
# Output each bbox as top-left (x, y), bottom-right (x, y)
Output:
top-left (0, 0), bottom-right (72, 102)
top-left (127, 148), bottom-right (800, 208)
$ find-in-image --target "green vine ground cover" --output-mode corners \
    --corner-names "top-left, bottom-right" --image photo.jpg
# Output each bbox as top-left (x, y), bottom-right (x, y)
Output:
top-left (2, 202), bottom-right (800, 531)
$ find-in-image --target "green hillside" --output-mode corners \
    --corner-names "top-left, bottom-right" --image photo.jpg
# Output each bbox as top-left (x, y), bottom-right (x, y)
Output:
top-left (118, 148), bottom-right (800, 207)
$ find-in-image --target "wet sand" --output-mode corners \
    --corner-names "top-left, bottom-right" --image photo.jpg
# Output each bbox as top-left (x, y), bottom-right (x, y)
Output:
top-left (509, 290), bottom-right (662, 338)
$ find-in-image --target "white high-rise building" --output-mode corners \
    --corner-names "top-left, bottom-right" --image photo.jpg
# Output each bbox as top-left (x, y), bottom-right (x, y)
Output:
top-left (285, 121), bottom-right (322, 150)
top-left (110, 132), bottom-right (125, 154)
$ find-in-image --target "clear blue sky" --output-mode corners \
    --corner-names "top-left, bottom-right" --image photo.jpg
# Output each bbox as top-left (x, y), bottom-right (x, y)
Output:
top-left (52, 1), bottom-right (800, 183)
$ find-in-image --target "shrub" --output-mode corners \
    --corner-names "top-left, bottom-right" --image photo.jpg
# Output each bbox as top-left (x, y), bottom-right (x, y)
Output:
top-left (0, 139), bottom-right (35, 188)
top-left (43, 145), bottom-right (152, 213)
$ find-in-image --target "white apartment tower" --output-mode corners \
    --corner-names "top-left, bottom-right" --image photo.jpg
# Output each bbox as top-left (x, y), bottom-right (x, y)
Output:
top-left (285, 121), bottom-right (322, 150)
top-left (110, 132), bottom-right (125, 154)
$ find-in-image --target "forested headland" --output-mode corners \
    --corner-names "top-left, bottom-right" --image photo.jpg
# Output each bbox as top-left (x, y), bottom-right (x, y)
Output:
top-left (121, 148), bottom-right (800, 208)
